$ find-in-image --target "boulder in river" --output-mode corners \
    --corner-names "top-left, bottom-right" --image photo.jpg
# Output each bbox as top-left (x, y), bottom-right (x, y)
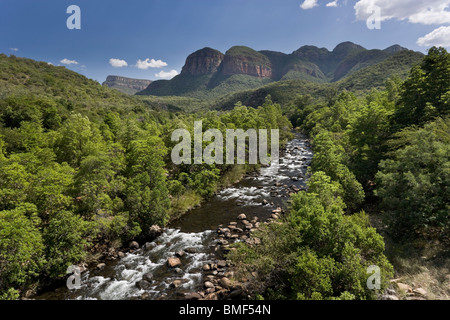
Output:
top-left (142, 272), bottom-right (154, 282)
top-left (237, 214), bottom-right (247, 220)
top-left (217, 260), bottom-right (227, 268)
top-left (97, 263), bottom-right (106, 270)
top-left (184, 247), bottom-right (198, 254)
top-left (129, 241), bottom-right (139, 249)
top-left (185, 292), bottom-right (202, 300)
top-left (167, 257), bottom-right (182, 268)
top-left (272, 207), bottom-right (282, 214)
top-left (219, 277), bottom-right (232, 289)
top-left (136, 280), bottom-right (152, 290)
top-left (149, 225), bottom-right (163, 239)
top-left (203, 264), bottom-right (211, 271)
top-left (170, 280), bottom-right (182, 288)
top-left (175, 250), bottom-right (185, 258)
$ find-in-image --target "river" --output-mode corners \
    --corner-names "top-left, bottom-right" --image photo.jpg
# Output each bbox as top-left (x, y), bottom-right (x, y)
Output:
top-left (35, 134), bottom-right (312, 300)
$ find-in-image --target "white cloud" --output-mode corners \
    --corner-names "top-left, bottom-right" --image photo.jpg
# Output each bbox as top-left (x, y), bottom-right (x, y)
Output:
top-left (327, 1), bottom-right (339, 7)
top-left (10, 48), bottom-right (19, 52)
top-left (155, 69), bottom-right (179, 79)
top-left (109, 58), bottom-right (128, 68)
top-left (417, 26), bottom-right (450, 47)
top-left (60, 58), bottom-right (78, 65)
top-left (300, 0), bottom-right (318, 10)
top-left (136, 58), bottom-right (168, 70)
top-left (354, 0), bottom-right (450, 25)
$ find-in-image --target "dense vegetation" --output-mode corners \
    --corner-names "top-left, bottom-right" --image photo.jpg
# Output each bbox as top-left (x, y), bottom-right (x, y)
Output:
top-left (228, 47), bottom-right (449, 300)
top-left (0, 54), bottom-right (291, 298)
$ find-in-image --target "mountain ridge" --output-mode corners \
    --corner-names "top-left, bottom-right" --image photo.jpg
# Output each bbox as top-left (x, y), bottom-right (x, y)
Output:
top-left (137, 41), bottom-right (417, 99)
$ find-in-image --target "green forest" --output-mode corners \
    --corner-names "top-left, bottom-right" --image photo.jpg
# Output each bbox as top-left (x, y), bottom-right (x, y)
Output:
top-left (0, 47), bottom-right (449, 300)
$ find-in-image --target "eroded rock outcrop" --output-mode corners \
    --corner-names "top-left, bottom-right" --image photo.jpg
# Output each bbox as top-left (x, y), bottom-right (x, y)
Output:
top-left (220, 46), bottom-right (273, 78)
top-left (181, 47), bottom-right (224, 76)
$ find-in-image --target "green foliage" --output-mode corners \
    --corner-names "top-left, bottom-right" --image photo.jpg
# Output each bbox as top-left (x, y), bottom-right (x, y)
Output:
top-left (338, 50), bottom-right (424, 93)
top-left (0, 160), bottom-right (31, 210)
top-left (0, 205), bottom-right (45, 295)
top-left (394, 47), bottom-right (450, 128)
top-left (310, 131), bottom-right (365, 211)
top-left (56, 113), bottom-right (105, 167)
top-left (187, 168), bottom-right (221, 197)
top-left (346, 90), bottom-right (395, 183)
top-left (125, 136), bottom-right (171, 230)
top-left (0, 54), bottom-right (146, 120)
top-left (0, 288), bottom-right (20, 300)
top-left (375, 117), bottom-right (450, 242)
top-left (43, 211), bottom-right (92, 278)
top-left (229, 172), bottom-right (393, 300)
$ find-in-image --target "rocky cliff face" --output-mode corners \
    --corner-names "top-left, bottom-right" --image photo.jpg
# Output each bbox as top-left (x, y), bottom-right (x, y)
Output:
top-left (181, 47), bottom-right (224, 76)
top-left (103, 76), bottom-right (152, 95)
top-left (220, 46), bottom-right (273, 78)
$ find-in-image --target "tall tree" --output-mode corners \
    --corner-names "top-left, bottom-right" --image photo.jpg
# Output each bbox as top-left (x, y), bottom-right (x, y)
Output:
top-left (394, 47), bottom-right (450, 128)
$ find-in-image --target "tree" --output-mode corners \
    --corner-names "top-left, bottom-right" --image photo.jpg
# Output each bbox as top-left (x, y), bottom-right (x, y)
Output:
top-left (27, 162), bottom-right (74, 218)
top-left (55, 113), bottom-right (105, 167)
top-left (73, 153), bottom-right (115, 218)
top-left (375, 117), bottom-right (450, 242)
top-left (0, 161), bottom-right (30, 211)
top-left (394, 47), bottom-right (450, 128)
top-left (125, 136), bottom-right (171, 230)
top-left (0, 205), bottom-right (45, 295)
top-left (43, 210), bottom-right (92, 278)
top-left (311, 131), bottom-right (365, 211)
top-left (346, 92), bottom-right (394, 184)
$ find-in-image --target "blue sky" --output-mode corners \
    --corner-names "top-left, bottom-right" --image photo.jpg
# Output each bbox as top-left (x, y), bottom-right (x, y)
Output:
top-left (1, 0), bottom-right (449, 83)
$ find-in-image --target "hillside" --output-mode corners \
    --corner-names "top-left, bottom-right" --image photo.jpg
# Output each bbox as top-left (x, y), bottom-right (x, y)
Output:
top-left (137, 42), bottom-right (419, 100)
top-left (338, 50), bottom-right (424, 92)
top-left (0, 54), bottom-right (149, 121)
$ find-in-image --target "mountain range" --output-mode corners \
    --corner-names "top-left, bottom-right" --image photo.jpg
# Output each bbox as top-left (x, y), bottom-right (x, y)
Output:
top-left (124, 41), bottom-right (422, 100)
